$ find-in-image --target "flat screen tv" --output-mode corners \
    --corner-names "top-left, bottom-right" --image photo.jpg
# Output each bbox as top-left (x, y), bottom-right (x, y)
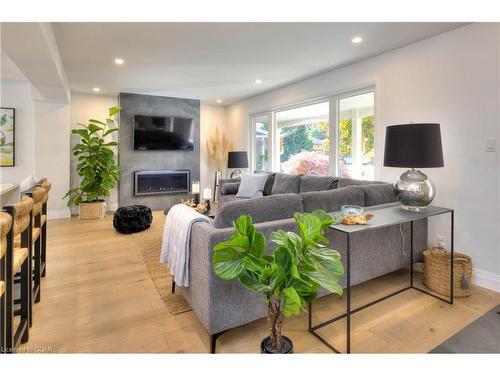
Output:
top-left (133, 115), bottom-right (194, 151)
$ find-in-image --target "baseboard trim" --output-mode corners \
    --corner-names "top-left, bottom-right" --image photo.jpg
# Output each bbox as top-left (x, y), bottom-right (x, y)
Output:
top-left (473, 267), bottom-right (500, 293)
top-left (48, 208), bottom-right (71, 219)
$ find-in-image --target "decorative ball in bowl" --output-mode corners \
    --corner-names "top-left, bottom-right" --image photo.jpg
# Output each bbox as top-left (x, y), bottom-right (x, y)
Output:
top-left (341, 205), bottom-right (364, 216)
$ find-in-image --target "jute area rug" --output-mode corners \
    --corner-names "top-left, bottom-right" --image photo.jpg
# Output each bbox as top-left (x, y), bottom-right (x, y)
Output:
top-left (130, 212), bottom-right (192, 315)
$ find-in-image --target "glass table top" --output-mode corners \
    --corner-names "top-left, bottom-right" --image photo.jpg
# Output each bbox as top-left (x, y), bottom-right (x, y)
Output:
top-left (329, 203), bottom-right (452, 234)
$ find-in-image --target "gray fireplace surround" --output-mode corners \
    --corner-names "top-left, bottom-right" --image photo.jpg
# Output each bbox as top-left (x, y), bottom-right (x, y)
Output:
top-left (118, 92), bottom-right (200, 211)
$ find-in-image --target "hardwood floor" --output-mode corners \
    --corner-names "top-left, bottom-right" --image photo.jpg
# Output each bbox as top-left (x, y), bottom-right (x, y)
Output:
top-left (22, 212), bottom-right (500, 353)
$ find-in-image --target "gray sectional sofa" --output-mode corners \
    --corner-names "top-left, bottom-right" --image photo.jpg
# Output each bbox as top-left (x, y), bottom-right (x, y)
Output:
top-left (179, 173), bottom-right (427, 352)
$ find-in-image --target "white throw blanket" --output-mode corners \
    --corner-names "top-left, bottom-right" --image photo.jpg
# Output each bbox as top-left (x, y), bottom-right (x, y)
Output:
top-left (160, 204), bottom-right (212, 287)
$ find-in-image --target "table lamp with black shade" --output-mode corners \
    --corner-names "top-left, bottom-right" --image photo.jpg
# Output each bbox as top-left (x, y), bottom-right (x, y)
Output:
top-left (384, 123), bottom-right (444, 211)
top-left (227, 151), bottom-right (248, 179)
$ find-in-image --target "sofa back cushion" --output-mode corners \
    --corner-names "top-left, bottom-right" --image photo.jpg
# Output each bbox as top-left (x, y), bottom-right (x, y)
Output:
top-left (214, 193), bottom-right (304, 229)
top-left (337, 177), bottom-right (385, 189)
top-left (300, 175), bottom-right (337, 193)
top-left (271, 173), bottom-right (302, 195)
top-left (301, 186), bottom-right (365, 213)
top-left (361, 184), bottom-right (397, 206)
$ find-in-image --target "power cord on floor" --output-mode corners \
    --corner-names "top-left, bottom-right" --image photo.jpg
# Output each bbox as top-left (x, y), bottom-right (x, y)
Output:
top-left (399, 223), bottom-right (407, 257)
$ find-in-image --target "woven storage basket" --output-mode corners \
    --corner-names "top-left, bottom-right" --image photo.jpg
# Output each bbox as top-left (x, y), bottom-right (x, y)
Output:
top-left (423, 248), bottom-right (472, 297)
top-left (79, 201), bottom-right (106, 220)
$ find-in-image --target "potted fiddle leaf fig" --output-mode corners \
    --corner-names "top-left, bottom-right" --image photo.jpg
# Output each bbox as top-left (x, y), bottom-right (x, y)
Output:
top-left (64, 106), bottom-right (122, 219)
top-left (212, 210), bottom-right (344, 353)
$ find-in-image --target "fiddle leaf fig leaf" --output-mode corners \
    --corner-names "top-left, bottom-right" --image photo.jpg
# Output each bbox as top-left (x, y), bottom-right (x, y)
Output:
top-left (283, 287), bottom-right (301, 317)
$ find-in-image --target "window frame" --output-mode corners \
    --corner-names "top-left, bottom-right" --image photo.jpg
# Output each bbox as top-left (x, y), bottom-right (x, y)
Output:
top-left (248, 81), bottom-right (381, 179)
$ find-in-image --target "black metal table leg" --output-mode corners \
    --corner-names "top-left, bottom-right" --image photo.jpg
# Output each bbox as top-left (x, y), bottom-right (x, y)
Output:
top-left (346, 233), bottom-right (351, 354)
top-left (450, 210), bottom-right (454, 305)
top-left (410, 221), bottom-right (414, 287)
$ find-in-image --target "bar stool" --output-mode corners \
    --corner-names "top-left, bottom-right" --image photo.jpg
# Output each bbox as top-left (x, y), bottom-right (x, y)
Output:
top-left (40, 181), bottom-right (51, 277)
top-left (22, 186), bottom-right (46, 303)
top-left (2, 197), bottom-right (32, 352)
top-left (0, 211), bottom-right (10, 353)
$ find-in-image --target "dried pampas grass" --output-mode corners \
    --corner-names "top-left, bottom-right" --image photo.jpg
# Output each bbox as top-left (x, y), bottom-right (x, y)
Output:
top-left (207, 127), bottom-right (233, 172)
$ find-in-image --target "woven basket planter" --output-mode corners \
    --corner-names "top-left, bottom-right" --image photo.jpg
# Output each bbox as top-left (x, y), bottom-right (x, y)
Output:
top-left (79, 201), bottom-right (106, 220)
top-left (423, 248), bottom-right (472, 297)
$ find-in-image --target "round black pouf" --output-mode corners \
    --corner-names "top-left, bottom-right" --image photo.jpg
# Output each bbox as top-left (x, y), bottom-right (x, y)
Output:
top-left (113, 205), bottom-right (153, 234)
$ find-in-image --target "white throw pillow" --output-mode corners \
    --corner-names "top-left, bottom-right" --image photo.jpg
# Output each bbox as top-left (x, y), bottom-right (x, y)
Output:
top-left (235, 173), bottom-right (269, 199)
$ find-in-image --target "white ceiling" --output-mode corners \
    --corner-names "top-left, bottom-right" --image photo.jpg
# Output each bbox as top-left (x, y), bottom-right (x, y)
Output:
top-left (52, 22), bottom-right (466, 104)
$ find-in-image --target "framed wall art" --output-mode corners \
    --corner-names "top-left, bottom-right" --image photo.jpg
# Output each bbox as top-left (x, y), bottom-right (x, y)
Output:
top-left (0, 107), bottom-right (15, 167)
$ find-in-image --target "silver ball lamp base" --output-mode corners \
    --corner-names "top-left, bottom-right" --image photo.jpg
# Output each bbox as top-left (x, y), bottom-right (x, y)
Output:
top-left (393, 169), bottom-right (436, 211)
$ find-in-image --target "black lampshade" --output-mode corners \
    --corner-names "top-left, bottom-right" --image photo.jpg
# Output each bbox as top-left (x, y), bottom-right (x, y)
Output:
top-left (227, 151), bottom-right (248, 169)
top-left (384, 123), bottom-right (444, 168)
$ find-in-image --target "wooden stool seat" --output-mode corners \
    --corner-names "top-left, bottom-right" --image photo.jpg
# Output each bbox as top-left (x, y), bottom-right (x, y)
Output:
top-left (0, 281), bottom-right (5, 297)
top-left (13, 248), bottom-right (28, 274)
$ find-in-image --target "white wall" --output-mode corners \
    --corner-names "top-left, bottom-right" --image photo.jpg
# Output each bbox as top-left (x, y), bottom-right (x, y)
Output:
top-left (0, 80), bottom-right (36, 182)
top-left (35, 100), bottom-right (71, 218)
top-left (227, 23), bottom-right (500, 290)
top-left (70, 93), bottom-right (119, 213)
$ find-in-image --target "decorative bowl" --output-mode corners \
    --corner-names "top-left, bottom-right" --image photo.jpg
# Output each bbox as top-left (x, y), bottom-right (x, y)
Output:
top-left (341, 205), bottom-right (364, 216)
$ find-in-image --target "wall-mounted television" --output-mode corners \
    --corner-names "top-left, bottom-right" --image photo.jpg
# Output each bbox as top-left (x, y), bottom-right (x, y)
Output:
top-left (133, 115), bottom-right (194, 151)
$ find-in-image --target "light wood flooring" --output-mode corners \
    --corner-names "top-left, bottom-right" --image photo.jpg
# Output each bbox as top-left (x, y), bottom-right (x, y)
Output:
top-left (21, 212), bottom-right (500, 353)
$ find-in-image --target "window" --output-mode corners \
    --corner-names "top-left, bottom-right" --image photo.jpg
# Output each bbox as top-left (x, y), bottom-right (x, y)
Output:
top-left (276, 102), bottom-right (329, 175)
top-left (251, 113), bottom-right (271, 172)
top-left (250, 87), bottom-right (376, 179)
top-left (337, 91), bottom-right (375, 179)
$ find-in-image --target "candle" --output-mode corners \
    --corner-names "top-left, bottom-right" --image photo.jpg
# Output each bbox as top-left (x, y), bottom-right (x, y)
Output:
top-left (191, 181), bottom-right (200, 194)
top-left (202, 187), bottom-right (212, 201)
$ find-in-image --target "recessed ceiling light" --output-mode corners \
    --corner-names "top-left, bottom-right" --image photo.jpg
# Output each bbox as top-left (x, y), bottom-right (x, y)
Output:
top-left (352, 36), bottom-right (363, 44)
top-left (255, 79), bottom-right (262, 84)
top-left (216, 99), bottom-right (223, 103)
top-left (114, 58), bottom-right (124, 65)
top-left (93, 87), bottom-right (100, 92)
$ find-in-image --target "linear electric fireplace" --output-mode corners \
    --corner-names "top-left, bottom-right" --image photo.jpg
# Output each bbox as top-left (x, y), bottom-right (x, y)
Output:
top-left (134, 170), bottom-right (190, 196)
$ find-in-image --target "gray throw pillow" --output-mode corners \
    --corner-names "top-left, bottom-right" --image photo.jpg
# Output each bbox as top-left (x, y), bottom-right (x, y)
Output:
top-left (271, 173), bottom-right (302, 195)
top-left (235, 173), bottom-right (269, 198)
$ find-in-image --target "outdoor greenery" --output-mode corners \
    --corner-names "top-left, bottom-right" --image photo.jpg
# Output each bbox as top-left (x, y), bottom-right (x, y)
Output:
top-left (212, 210), bottom-right (344, 353)
top-left (280, 126), bottom-right (314, 162)
top-left (64, 106), bottom-right (122, 206)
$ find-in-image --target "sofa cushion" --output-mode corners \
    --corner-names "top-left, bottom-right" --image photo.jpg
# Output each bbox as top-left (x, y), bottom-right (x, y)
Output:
top-left (301, 186), bottom-right (365, 213)
top-left (337, 177), bottom-right (385, 188)
top-left (300, 175), bottom-right (337, 193)
top-left (262, 172), bottom-right (276, 196)
top-left (361, 184), bottom-right (397, 206)
top-left (220, 182), bottom-right (240, 195)
top-left (236, 173), bottom-right (269, 199)
top-left (214, 193), bottom-right (304, 229)
top-left (271, 173), bottom-right (302, 195)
